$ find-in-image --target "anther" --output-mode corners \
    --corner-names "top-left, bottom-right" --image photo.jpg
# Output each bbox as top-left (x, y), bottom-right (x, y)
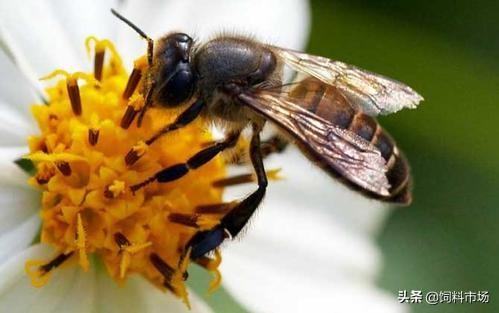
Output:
top-left (122, 68), bottom-right (142, 100)
top-left (122, 55), bottom-right (148, 101)
top-left (150, 253), bottom-right (175, 282)
top-left (86, 36), bottom-right (124, 81)
top-left (212, 169), bottom-right (281, 188)
top-left (168, 213), bottom-right (200, 228)
top-left (195, 202), bottom-right (234, 214)
top-left (54, 160), bottom-right (72, 176)
top-left (114, 232), bottom-right (131, 249)
top-left (67, 78), bottom-right (82, 116)
top-left (39, 252), bottom-right (74, 274)
top-left (40, 70), bottom-right (99, 117)
top-left (125, 141), bottom-right (148, 166)
top-left (88, 128), bottom-right (99, 146)
top-left (212, 173), bottom-right (254, 188)
top-left (94, 50), bottom-right (105, 81)
top-left (103, 187), bottom-right (114, 199)
top-left (35, 164), bottom-right (56, 185)
top-left (120, 105), bottom-right (138, 129)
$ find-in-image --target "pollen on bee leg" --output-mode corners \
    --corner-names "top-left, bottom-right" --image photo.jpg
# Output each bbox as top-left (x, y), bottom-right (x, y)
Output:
top-left (25, 252), bottom-right (74, 288)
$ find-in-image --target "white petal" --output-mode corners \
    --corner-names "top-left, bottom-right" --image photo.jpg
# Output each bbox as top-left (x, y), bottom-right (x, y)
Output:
top-left (0, 214), bottom-right (40, 265)
top-left (0, 244), bottom-right (96, 313)
top-left (222, 251), bottom-right (406, 313)
top-left (46, 0), bottom-right (120, 63)
top-left (0, 49), bottom-right (40, 117)
top-left (0, 0), bottom-right (81, 84)
top-left (0, 101), bottom-right (36, 146)
top-left (116, 0), bottom-right (310, 64)
top-left (220, 147), bottom-right (398, 312)
top-left (0, 146), bottom-right (39, 262)
top-left (95, 263), bottom-right (213, 313)
top-left (0, 146), bottom-right (32, 187)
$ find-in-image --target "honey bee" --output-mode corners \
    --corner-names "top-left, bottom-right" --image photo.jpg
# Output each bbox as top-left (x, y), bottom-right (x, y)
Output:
top-left (111, 9), bottom-right (423, 259)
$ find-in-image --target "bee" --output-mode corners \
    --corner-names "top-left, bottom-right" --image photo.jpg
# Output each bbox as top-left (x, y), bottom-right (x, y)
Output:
top-left (111, 9), bottom-right (423, 259)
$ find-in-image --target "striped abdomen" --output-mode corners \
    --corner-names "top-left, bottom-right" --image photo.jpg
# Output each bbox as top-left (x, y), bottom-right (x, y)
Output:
top-left (290, 78), bottom-right (411, 204)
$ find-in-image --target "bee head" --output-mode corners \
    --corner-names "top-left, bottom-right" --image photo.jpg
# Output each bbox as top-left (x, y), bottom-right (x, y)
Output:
top-left (154, 33), bottom-right (197, 107)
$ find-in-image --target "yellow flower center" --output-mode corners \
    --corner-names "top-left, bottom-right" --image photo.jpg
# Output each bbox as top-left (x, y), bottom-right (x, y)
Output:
top-left (23, 37), bottom-right (229, 306)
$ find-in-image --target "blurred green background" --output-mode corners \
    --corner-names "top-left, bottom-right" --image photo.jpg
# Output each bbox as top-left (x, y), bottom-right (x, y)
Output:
top-left (190, 1), bottom-right (498, 312)
top-left (306, 1), bottom-right (498, 312)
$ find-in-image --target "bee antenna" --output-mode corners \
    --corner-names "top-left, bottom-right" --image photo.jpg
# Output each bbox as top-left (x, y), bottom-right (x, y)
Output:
top-left (110, 8), bottom-right (154, 66)
top-left (111, 8), bottom-right (150, 41)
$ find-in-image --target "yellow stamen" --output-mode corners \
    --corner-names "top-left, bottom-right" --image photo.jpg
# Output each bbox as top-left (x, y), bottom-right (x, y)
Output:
top-left (205, 249), bottom-right (223, 293)
top-left (76, 213), bottom-right (89, 271)
top-left (108, 180), bottom-right (125, 198)
top-left (25, 260), bottom-right (52, 288)
top-left (25, 37), bottom-right (227, 304)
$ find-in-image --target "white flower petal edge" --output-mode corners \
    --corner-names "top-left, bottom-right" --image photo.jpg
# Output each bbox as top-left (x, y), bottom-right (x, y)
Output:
top-left (116, 0), bottom-right (310, 66)
top-left (222, 252), bottom-right (407, 313)
top-left (0, 244), bottom-right (95, 313)
top-left (46, 0), bottom-right (121, 63)
top-left (0, 244), bottom-right (213, 313)
top-left (0, 50), bottom-right (39, 117)
top-left (95, 268), bottom-right (214, 313)
top-left (220, 147), bottom-right (405, 312)
top-left (0, 50), bottom-right (39, 146)
top-left (0, 0), bottom-right (81, 86)
top-left (0, 147), bottom-right (40, 264)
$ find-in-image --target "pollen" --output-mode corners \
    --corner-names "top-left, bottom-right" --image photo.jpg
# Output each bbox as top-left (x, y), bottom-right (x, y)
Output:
top-left (24, 37), bottom-right (227, 305)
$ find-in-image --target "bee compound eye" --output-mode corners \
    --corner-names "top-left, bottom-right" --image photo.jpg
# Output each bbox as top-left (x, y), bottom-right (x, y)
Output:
top-left (157, 68), bottom-right (196, 106)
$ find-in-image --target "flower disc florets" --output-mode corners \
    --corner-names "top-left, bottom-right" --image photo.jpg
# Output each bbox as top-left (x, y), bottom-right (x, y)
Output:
top-left (24, 37), bottom-right (226, 305)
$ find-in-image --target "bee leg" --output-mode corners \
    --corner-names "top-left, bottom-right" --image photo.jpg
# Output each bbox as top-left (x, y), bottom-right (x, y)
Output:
top-left (129, 131), bottom-right (240, 192)
top-left (188, 123), bottom-right (267, 259)
top-left (125, 99), bottom-right (205, 166)
top-left (145, 98), bottom-right (205, 145)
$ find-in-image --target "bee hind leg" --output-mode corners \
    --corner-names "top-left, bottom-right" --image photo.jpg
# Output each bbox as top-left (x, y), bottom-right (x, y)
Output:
top-left (188, 123), bottom-right (268, 259)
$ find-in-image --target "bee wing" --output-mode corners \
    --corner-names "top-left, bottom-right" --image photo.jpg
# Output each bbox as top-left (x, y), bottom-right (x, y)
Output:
top-left (237, 90), bottom-right (391, 196)
top-left (273, 47), bottom-right (423, 116)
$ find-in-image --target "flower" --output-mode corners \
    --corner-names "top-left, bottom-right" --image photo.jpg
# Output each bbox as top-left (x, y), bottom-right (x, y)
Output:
top-left (0, 1), bottom-right (407, 313)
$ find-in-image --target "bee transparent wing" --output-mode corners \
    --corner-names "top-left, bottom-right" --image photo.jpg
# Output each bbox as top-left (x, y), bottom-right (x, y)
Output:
top-left (273, 48), bottom-right (423, 116)
top-left (237, 90), bottom-right (391, 196)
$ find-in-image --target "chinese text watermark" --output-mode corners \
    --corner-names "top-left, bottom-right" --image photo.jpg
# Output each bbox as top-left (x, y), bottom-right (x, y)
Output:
top-left (398, 290), bottom-right (490, 305)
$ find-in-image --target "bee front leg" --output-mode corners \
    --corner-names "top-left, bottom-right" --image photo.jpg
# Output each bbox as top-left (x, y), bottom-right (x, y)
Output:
top-left (129, 130), bottom-right (240, 192)
top-left (125, 98), bottom-right (205, 166)
top-left (188, 123), bottom-right (268, 259)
